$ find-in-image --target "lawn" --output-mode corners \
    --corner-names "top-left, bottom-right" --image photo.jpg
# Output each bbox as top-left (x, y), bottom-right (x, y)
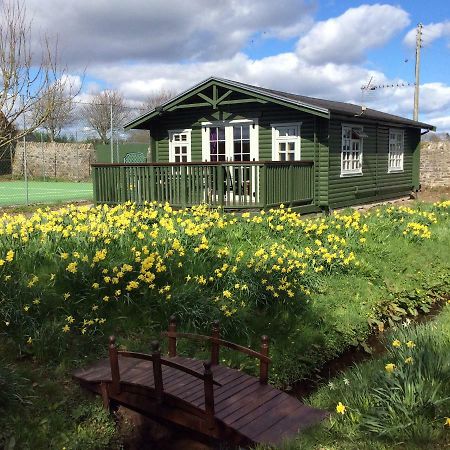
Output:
top-left (0, 199), bottom-right (449, 448)
top-left (0, 180), bottom-right (93, 206)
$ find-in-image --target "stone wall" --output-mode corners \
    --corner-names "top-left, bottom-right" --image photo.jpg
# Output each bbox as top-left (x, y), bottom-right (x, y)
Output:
top-left (12, 142), bottom-right (95, 181)
top-left (420, 140), bottom-right (450, 188)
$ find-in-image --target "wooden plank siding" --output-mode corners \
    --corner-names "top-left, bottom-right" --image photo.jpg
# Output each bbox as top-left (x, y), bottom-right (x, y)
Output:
top-left (143, 97), bottom-right (423, 211)
top-left (149, 102), bottom-right (322, 208)
top-left (327, 116), bottom-right (421, 208)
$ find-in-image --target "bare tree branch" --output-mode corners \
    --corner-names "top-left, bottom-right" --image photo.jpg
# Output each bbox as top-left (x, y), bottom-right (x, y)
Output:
top-left (82, 90), bottom-right (129, 144)
top-left (32, 80), bottom-right (77, 142)
top-left (0, 0), bottom-right (77, 149)
top-left (143, 88), bottom-right (177, 110)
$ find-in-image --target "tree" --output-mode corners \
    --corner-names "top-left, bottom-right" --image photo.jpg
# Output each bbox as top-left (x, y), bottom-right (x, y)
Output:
top-left (143, 89), bottom-right (177, 110)
top-left (0, 0), bottom-right (75, 148)
top-left (32, 81), bottom-right (76, 142)
top-left (82, 90), bottom-right (129, 144)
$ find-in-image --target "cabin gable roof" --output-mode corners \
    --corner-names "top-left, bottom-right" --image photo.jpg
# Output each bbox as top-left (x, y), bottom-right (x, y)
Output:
top-left (125, 77), bottom-right (436, 131)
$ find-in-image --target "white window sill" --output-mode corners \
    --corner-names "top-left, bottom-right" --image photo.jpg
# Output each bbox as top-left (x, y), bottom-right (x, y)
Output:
top-left (388, 169), bottom-right (404, 173)
top-left (340, 172), bottom-right (363, 178)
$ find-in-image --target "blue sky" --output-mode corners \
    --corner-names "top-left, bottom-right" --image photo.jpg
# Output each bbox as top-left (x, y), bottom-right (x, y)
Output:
top-left (27, 0), bottom-right (450, 131)
top-left (245, 0), bottom-right (450, 87)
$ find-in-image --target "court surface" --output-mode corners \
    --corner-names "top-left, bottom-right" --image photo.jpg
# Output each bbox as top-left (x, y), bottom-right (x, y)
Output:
top-left (0, 181), bottom-right (93, 206)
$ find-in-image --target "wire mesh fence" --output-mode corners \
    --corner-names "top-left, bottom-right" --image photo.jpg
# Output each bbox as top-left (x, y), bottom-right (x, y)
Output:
top-left (0, 102), bottom-right (149, 207)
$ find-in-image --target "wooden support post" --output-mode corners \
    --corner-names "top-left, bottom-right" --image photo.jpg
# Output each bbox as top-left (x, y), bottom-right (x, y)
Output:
top-left (168, 315), bottom-right (177, 357)
top-left (210, 320), bottom-right (220, 366)
top-left (288, 163), bottom-right (294, 206)
top-left (259, 335), bottom-right (270, 384)
top-left (217, 165), bottom-right (224, 207)
top-left (180, 165), bottom-right (187, 208)
top-left (203, 361), bottom-right (215, 429)
top-left (100, 382), bottom-right (110, 410)
top-left (260, 164), bottom-right (267, 207)
top-left (151, 340), bottom-right (164, 403)
top-left (109, 335), bottom-right (121, 395)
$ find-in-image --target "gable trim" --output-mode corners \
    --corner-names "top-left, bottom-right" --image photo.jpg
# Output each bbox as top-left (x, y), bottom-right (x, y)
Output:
top-left (124, 77), bottom-right (330, 130)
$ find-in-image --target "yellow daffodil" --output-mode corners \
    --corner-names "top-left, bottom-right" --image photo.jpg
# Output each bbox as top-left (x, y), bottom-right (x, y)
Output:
top-left (385, 363), bottom-right (396, 373)
top-left (336, 402), bottom-right (346, 415)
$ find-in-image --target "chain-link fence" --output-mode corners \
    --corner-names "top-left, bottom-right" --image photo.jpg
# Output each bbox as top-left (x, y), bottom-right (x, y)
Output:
top-left (0, 102), bottom-right (149, 207)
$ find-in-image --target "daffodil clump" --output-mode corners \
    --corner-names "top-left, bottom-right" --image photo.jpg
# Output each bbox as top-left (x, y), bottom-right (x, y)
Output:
top-left (0, 202), bottom-right (368, 347)
top-left (0, 200), bottom-right (447, 358)
top-left (366, 203), bottom-right (444, 242)
top-left (315, 306), bottom-right (450, 446)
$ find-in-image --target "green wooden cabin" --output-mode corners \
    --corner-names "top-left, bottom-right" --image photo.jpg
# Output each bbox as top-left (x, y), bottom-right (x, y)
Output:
top-left (93, 77), bottom-right (435, 212)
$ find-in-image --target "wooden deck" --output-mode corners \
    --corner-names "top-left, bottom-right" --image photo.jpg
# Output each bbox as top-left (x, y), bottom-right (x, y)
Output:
top-left (73, 318), bottom-right (328, 447)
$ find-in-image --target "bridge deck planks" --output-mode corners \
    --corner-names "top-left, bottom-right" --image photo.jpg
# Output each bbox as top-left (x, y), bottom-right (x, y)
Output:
top-left (73, 355), bottom-right (328, 446)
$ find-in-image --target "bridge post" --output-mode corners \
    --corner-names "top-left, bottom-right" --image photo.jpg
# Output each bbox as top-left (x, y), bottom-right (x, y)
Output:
top-left (210, 320), bottom-right (220, 366)
top-left (168, 315), bottom-right (177, 357)
top-left (109, 336), bottom-right (121, 394)
top-left (259, 335), bottom-right (270, 384)
top-left (152, 341), bottom-right (164, 403)
top-left (203, 361), bottom-right (215, 429)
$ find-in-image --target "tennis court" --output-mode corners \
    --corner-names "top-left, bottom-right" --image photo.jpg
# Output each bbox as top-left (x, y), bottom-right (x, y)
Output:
top-left (0, 181), bottom-right (93, 207)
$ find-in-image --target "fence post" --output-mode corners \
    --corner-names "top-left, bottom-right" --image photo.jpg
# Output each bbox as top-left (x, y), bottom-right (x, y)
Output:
top-left (210, 320), bottom-right (220, 366)
top-left (109, 335), bottom-right (121, 394)
top-left (41, 133), bottom-right (45, 180)
top-left (288, 163), bottom-right (294, 206)
top-left (149, 166), bottom-right (156, 202)
top-left (203, 361), bottom-right (215, 429)
top-left (180, 165), bottom-right (187, 208)
top-left (151, 340), bottom-right (164, 403)
top-left (259, 335), bottom-right (270, 384)
top-left (168, 315), bottom-right (177, 357)
top-left (217, 164), bottom-right (224, 207)
top-left (260, 164), bottom-right (267, 207)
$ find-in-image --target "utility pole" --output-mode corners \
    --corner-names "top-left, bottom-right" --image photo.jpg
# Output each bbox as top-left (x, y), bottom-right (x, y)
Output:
top-left (413, 23), bottom-right (423, 121)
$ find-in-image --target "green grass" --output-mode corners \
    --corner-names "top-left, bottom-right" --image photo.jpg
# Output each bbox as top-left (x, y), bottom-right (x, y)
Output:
top-left (0, 351), bottom-right (120, 450)
top-left (0, 180), bottom-right (93, 206)
top-left (256, 304), bottom-right (450, 450)
top-left (0, 200), bottom-right (449, 448)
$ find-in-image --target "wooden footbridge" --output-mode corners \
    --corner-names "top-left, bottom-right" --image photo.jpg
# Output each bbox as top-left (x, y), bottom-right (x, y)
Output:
top-left (73, 317), bottom-right (328, 447)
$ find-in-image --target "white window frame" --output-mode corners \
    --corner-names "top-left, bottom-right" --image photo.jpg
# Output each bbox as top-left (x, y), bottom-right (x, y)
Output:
top-left (388, 129), bottom-right (404, 173)
top-left (271, 122), bottom-right (302, 161)
top-left (201, 119), bottom-right (259, 162)
top-left (341, 124), bottom-right (364, 177)
top-left (168, 129), bottom-right (192, 163)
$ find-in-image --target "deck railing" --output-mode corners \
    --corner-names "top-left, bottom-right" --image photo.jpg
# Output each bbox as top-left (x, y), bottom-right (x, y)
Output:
top-left (91, 160), bottom-right (314, 209)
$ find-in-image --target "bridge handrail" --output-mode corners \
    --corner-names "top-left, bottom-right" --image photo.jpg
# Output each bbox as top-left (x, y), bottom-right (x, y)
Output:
top-left (161, 317), bottom-right (271, 384)
top-left (118, 350), bottom-right (221, 386)
top-left (161, 331), bottom-right (271, 364)
top-left (108, 337), bottom-right (218, 426)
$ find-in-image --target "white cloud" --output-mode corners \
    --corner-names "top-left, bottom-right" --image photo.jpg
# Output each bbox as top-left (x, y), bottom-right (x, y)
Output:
top-left (296, 4), bottom-right (410, 65)
top-left (19, 1), bottom-right (449, 131)
top-left (404, 21), bottom-right (450, 47)
top-left (89, 54), bottom-right (450, 130)
top-left (25, 0), bottom-right (315, 66)
top-left (89, 52), bottom-right (389, 105)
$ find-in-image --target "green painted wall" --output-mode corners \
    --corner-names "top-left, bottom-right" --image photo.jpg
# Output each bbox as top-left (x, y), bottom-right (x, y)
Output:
top-left (149, 102), bottom-right (324, 207)
top-left (95, 143), bottom-right (149, 163)
top-left (327, 115), bottom-right (421, 208)
top-left (144, 96), bottom-right (422, 210)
